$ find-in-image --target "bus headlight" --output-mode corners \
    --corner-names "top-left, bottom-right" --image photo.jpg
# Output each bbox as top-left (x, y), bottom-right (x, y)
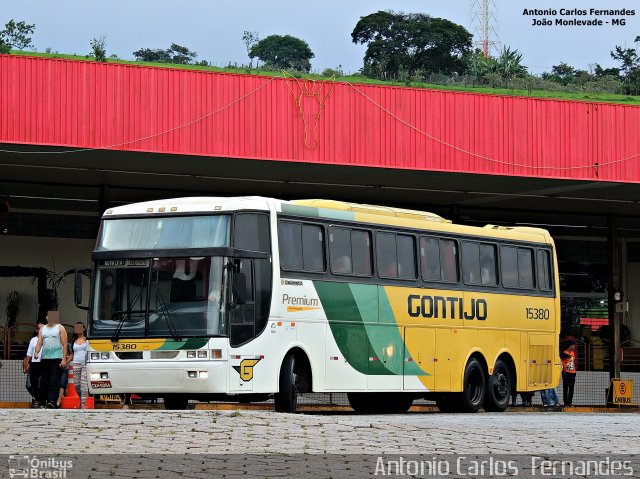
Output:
top-left (197, 350), bottom-right (207, 358)
top-left (100, 353), bottom-right (110, 360)
top-left (91, 373), bottom-right (101, 380)
top-left (187, 351), bottom-right (196, 358)
top-left (90, 353), bottom-right (100, 360)
top-left (211, 349), bottom-right (222, 359)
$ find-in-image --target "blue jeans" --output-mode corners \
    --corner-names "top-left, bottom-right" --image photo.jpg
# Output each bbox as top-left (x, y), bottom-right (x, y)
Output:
top-left (540, 388), bottom-right (559, 406)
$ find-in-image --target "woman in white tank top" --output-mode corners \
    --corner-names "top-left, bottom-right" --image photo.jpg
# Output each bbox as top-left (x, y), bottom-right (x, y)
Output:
top-left (71, 322), bottom-right (89, 409)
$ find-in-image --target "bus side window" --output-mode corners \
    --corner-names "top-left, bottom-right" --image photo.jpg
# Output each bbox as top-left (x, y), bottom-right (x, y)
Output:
top-left (379, 233), bottom-right (416, 279)
top-left (329, 227), bottom-right (372, 276)
top-left (501, 246), bottom-right (535, 289)
top-left (501, 246), bottom-right (518, 288)
top-left (462, 241), bottom-right (497, 286)
top-left (537, 249), bottom-right (553, 291)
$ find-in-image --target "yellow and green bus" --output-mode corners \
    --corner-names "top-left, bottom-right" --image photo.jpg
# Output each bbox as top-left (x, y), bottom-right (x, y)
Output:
top-left (80, 197), bottom-right (560, 412)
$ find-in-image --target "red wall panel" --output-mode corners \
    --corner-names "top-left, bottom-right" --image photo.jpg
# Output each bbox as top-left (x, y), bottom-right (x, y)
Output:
top-left (2, 54), bottom-right (640, 183)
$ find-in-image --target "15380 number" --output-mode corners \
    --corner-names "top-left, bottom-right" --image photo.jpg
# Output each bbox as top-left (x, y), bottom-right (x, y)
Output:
top-left (525, 307), bottom-right (550, 320)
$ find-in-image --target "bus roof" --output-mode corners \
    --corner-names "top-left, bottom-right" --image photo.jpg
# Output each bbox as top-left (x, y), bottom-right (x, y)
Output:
top-left (104, 196), bottom-right (553, 245)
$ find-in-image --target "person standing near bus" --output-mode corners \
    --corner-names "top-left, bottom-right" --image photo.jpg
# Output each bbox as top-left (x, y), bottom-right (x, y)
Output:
top-left (34, 311), bottom-right (68, 409)
top-left (560, 338), bottom-right (577, 407)
top-left (70, 322), bottom-right (89, 409)
top-left (23, 322), bottom-right (45, 407)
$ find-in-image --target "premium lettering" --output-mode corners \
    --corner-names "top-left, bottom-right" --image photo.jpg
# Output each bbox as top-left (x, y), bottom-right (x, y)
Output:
top-left (407, 294), bottom-right (487, 320)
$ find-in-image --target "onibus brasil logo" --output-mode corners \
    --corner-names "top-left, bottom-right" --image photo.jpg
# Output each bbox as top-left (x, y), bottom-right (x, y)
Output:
top-left (8, 455), bottom-right (73, 478)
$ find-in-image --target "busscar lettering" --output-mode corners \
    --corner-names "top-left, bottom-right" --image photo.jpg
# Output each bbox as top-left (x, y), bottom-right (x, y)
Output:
top-left (408, 295), bottom-right (487, 321)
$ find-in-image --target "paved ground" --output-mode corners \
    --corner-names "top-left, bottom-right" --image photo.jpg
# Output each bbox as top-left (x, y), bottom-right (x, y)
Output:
top-left (1, 409), bottom-right (638, 455)
top-left (1, 410), bottom-right (638, 478)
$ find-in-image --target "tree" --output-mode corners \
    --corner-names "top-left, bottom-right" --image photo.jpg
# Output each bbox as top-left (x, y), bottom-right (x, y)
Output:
top-left (351, 11), bottom-right (472, 78)
top-left (242, 31), bottom-right (259, 67)
top-left (610, 36), bottom-right (640, 94)
top-left (90, 36), bottom-right (107, 62)
top-left (249, 34), bottom-right (314, 72)
top-left (133, 43), bottom-right (197, 64)
top-left (493, 46), bottom-right (527, 80)
top-left (0, 19), bottom-right (35, 54)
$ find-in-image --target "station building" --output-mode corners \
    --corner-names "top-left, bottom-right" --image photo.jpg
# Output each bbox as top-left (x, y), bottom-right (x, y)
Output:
top-left (1, 53), bottom-right (640, 378)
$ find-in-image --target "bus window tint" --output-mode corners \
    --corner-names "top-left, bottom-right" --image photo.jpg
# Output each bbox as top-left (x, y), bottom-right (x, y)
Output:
top-left (518, 248), bottom-right (534, 289)
top-left (397, 235), bottom-right (416, 279)
top-left (377, 233), bottom-right (398, 278)
top-left (479, 244), bottom-right (497, 285)
top-left (441, 239), bottom-right (459, 282)
top-left (537, 250), bottom-right (552, 291)
top-left (462, 242), bottom-right (481, 284)
top-left (329, 227), bottom-right (352, 274)
top-left (301, 224), bottom-right (325, 272)
top-left (420, 237), bottom-right (441, 281)
top-left (278, 222), bottom-right (303, 270)
top-left (463, 242), bottom-right (497, 286)
top-left (501, 246), bottom-right (518, 288)
top-left (502, 246), bottom-right (535, 289)
top-left (351, 230), bottom-right (373, 276)
top-left (235, 213), bottom-right (271, 252)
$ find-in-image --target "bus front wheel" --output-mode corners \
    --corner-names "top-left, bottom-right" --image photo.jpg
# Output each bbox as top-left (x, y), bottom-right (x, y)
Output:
top-left (457, 358), bottom-right (486, 413)
top-left (483, 359), bottom-right (512, 412)
top-left (274, 354), bottom-right (299, 413)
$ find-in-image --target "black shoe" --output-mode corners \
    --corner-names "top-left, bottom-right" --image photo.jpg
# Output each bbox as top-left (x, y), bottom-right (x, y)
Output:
top-left (45, 402), bottom-right (56, 409)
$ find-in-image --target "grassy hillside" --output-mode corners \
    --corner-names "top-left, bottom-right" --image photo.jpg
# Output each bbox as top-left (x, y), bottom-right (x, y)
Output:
top-left (10, 50), bottom-right (640, 106)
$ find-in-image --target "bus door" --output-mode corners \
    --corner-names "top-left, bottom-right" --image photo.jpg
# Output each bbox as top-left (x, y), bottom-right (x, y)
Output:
top-left (229, 258), bottom-right (257, 393)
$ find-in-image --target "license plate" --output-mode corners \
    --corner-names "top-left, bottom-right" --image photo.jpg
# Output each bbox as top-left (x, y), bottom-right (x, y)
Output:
top-left (91, 380), bottom-right (112, 389)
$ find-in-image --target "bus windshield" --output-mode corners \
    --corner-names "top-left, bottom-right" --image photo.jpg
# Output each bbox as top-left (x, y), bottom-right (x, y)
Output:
top-left (90, 256), bottom-right (227, 338)
top-left (97, 215), bottom-right (230, 251)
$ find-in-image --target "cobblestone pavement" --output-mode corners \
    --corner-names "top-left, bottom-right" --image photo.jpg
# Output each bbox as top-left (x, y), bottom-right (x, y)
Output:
top-left (1, 410), bottom-right (638, 455)
top-left (1, 410), bottom-right (638, 478)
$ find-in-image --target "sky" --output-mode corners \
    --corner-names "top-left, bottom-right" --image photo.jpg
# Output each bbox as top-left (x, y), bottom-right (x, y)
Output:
top-left (3, 0), bottom-right (640, 74)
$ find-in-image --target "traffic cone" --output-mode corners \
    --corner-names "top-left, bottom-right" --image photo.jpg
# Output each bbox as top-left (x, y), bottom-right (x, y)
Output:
top-left (85, 396), bottom-right (95, 409)
top-left (61, 364), bottom-right (81, 409)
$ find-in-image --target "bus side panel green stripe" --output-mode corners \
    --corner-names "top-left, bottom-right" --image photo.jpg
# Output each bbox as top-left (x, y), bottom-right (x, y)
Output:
top-left (315, 281), bottom-right (395, 376)
top-left (314, 281), bottom-right (370, 374)
top-left (378, 287), bottom-right (426, 376)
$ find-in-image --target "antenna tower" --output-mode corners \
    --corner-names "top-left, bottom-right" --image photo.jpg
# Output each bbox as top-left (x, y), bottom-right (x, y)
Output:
top-left (470, 0), bottom-right (500, 57)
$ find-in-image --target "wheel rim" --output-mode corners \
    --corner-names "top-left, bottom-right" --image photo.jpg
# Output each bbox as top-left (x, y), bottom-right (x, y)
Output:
top-left (493, 371), bottom-right (508, 401)
top-left (466, 368), bottom-right (483, 404)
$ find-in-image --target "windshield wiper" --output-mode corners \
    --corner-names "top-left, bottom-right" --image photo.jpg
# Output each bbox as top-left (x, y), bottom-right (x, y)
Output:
top-left (111, 293), bottom-right (142, 342)
top-left (153, 290), bottom-right (181, 341)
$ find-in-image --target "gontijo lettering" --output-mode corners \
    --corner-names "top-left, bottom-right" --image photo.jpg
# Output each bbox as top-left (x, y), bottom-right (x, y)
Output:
top-left (407, 295), bottom-right (488, 320)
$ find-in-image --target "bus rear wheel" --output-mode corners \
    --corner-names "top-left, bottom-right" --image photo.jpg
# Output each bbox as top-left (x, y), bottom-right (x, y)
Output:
top-left (483, 359), bottom-right (512, 412)
top-left (456, 358), bottom-right (486, 413)
top-left (163, 395), bottom-right (189, 410)
top-left (274, 354), bottom-right (299, 413)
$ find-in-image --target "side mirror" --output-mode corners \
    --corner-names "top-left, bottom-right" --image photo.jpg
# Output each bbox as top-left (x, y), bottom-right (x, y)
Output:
top-left (74, 268), bottom-right (91, 311)
top-left (233, 272), bottom-right (247, 306)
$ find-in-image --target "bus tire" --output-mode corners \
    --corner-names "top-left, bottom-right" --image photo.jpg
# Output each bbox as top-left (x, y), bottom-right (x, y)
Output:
top-left (483, 359), bottom-right (512, 412)
top-left (385, 394), bottom-right (413, 413)
top-left (347, 392), bottom-right (374, 413)
top-left (457, 357), bottom-right (486, 413)
top-left (274, 354), bottom-right (299, 413)
top-left (435, 394), bottom-right (459, 413)
top-left (163, 395), bottom-right (188, 410)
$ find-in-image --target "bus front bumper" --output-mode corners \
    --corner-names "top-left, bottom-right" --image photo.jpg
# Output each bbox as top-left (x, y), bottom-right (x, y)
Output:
top-left (86, 361), bottom-right (228, 394)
